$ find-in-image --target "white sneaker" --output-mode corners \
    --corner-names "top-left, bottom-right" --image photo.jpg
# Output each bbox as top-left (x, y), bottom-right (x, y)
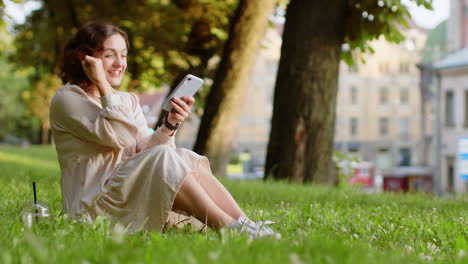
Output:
top-left (255, 220), bottom-right (281, 238)
top-left (229, 217), bottom-right (257, 236)
top-left (229, 217), bottom-right (281, 239)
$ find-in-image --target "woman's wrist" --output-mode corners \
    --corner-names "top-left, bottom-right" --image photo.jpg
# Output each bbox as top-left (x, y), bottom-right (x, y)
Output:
top-left (161, 124), bottom-right (176, 136)
top-left (161, 115), bottom-right (180, 136)
top-left (96, 80), bottom-right (113, 96)
top-left (164, 115), bottom-right (180, 130)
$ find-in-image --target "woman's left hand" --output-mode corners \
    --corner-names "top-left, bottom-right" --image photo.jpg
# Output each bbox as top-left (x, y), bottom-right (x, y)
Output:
top-left (167, 96), bottom-right (195, 125)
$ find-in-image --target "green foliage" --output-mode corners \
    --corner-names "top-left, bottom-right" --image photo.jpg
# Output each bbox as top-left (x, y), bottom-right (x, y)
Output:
top-left (0, 146), bottom-right (467, 263)
top-left (0, 11), bottom-right (41, 143)
top-left (342, 0), bottom-right (433, 65)
top-left (22, 73), bottom-right (61, 129)
top-left (0, 3), bottom-right (5, 34)
top-left (229, 151), bottom-right (240, 164)
top-left (0, 58), bottom-right (40, 142)
top-left (7, 0), bottom-right (240, 123)
top-left (333, 150), bottom-right (360, 188)
top-left (11, 0), bottom-right (238, 91)
top-left (0, 0), bottom-right (24, 33)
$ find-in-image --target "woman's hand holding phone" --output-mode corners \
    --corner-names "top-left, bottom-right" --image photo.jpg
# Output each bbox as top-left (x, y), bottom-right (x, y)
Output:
top-left (160, 74), bottom-right (202, 136)
top-left (162, 96), bottom-right (195, 136)
top-left (167, 96), bottom-right (194, 123)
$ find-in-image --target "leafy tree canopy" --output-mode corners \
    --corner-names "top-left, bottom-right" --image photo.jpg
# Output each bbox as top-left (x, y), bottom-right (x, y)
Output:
top-left (342, 0), bottom-right (433, 65)
top-left (11, 0), bottom-right (238, 91)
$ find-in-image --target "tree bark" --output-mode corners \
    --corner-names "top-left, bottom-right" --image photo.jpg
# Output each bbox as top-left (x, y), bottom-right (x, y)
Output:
top-left (41, 122), bottom-right (49, 145)
top-left (265, 0), bottom-right (347, 183)
top-left (64, 0), bottom-right (80, 28)
top-left (193, 0), bottom-right (276, 177)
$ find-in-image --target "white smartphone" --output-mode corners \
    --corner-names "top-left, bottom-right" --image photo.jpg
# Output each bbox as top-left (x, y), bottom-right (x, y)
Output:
top-left (162, 74), bottom-right (204, 112)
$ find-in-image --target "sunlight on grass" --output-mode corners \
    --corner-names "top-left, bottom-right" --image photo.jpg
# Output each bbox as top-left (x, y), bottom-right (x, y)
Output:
top-left (0, 146), bottom-right (467, 264)
top-left (0, 151), bottom-right (58, 170)
top-left (227, 163), bottom-right (243, 174)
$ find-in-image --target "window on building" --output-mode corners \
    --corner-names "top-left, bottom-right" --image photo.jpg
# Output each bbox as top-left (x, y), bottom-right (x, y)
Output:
top-left (379, 63), bottom-right (390, 73)
top-left (379, 118), bottom-right (389, 136)
top-left (464, 90), bottom-right (468, 127)
top-left (399, 148), bottom-right (411, 166)
top-left (445, 90), bottom-right (455, 127)
top-left (376, 148), bottom-right (391, 170)
top-left (348, 142), bottom-right (360, 153)
top-left (447, 156), bottom-right (455, 192)
top-left (380, 87), bottom-right (389, 105)
top-left (350, 117), bottom-right (358, 136)
top-left (400, 87), bottom-right (409, 104)
top-left (399, 62), bottom-right (409, 73)
top-left (399, 117), bottom-right (409, 137)
top-left (351, 86), bottom-right (358, 105)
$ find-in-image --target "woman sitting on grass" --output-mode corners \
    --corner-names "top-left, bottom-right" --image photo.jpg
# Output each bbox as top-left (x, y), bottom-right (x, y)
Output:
top-left (49, 22), bottom-right (279, 238)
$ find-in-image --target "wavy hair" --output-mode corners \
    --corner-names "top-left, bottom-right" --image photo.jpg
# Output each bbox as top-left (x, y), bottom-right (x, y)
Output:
top-left (59, 22), bottom-right (129, 90)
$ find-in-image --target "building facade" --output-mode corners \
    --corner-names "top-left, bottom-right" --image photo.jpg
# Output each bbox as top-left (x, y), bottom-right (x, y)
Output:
top-left (448, 0), bottom-right (468, 52)
top-left (429, 0), bottom-right (468, 193)
top-left (334, 21), bottom-right (428, 175)
top-left (434, 52), bottom-right (468, 193)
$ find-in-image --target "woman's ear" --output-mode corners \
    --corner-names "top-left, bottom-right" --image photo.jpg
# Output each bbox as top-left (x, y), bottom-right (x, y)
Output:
top-left (77, 51), bottom-right (86, 62)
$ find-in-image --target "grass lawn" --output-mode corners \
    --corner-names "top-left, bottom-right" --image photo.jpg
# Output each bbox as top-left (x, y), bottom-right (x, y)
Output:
top-left (0, 145), bottom-right (467, 264)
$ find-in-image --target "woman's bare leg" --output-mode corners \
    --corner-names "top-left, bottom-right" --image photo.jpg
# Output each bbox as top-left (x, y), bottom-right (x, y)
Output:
top-left (194, 165), bottom-right (247, 220)
top-left (173, 172), bottom-right (235, 230)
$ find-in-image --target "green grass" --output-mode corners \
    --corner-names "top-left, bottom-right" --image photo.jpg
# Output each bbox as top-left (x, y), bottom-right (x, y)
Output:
top-left (0, 145), bottom-right (467, 263)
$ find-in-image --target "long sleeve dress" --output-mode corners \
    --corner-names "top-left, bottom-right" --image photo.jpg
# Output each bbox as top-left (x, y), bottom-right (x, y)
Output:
top-left (50, 84), bottom-right (208, 232)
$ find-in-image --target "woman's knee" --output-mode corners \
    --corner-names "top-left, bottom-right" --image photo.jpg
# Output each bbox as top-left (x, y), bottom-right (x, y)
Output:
top-left (141, 145), bottom-right (181, 171)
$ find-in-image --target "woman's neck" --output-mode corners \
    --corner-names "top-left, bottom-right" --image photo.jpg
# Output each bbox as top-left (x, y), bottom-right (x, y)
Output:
top-left (84, 83), bottom-right (116, 98)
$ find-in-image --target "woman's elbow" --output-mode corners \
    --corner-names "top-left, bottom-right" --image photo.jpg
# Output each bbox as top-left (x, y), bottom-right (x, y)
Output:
top-left (114, 136), bottom-right (137, 149)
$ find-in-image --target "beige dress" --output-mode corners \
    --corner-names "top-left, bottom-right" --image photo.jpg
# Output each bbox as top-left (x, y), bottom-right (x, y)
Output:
top-left (50, 85), bottom-right (207, 232)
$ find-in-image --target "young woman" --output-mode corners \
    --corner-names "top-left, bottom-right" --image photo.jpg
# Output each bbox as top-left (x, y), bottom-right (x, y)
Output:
top-left (50, 22), bottom-right (279, 238)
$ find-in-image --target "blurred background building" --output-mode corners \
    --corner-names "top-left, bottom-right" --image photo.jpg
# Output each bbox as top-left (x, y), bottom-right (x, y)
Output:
top-left (333, 0), bottom-right (468, 193)
top-left (334, 18), bottom-right (427, 176)
top-left (429, 0), bottom-right (468, 193)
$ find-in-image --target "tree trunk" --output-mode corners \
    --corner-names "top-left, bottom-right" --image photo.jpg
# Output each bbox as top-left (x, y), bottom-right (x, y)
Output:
top-left (265, 0), bottom-right (347, 183)
top-left (41, 122), bottom-right (49, 145)
top-left (193, 0), bottom-right (276, 177)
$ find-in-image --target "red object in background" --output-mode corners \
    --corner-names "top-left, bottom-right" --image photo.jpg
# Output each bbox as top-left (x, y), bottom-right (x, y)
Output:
top-left (348, 164), bottom-right (374, 187)
top-left (383, 167), bottom-right (432, 193)
top-left (383, 177), bottom-right (407, 192)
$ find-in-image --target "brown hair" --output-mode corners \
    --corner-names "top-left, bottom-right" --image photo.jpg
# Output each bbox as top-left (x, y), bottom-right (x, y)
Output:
top-left (59, 22), bottom-right (129, 90)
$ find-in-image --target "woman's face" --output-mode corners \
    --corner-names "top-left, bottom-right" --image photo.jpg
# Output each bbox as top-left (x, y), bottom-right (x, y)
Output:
top-left (92, 34), bottom-right (128, 88)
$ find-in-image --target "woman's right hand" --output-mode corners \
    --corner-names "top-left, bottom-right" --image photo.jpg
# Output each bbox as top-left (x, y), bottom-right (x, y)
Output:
top-left (81, 55), bottom-right (112, 95)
